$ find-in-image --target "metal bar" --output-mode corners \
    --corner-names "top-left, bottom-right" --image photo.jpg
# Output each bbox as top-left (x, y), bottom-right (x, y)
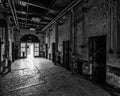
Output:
top-left (42, 0), bottom-right (82, 31)
top-left (25, 0), bottom-right (29, 29)
top-left (16, 10), bottom-right (32, 15)
top-left (11, 0), bottom-right (20, 29)
top-left (19, 22), bottom-right (36, 26)
top-left (18, 17), bottom-right (30, 21)
top-left (8, 0), bottom-right (18, 27)
top-left (42, 0), bottom-right (56, 20)
top-left (20, 0), bottom-right (23, 29)
top-left (16, 10), bottom-right (53, 20)
top-left (27, 1), bottom-right (58, 12)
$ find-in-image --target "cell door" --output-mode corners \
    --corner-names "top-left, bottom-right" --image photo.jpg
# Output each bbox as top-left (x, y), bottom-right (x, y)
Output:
top-left (89, 35), bottom-right (106, 85)
top-left (0, 38), bottom-right (2, 65)
top-left (45, 44), bottom-right (48, 59)
top-left (12, 42), bottom-right (15, 62)
top-left (63, 40), bottom-right (70, 71)
top-left (52, 43), bottom-right (56, 63)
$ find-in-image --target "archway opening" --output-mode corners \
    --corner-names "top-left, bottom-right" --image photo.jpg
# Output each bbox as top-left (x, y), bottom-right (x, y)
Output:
top-left (20, 34), bottom-right (40, 59)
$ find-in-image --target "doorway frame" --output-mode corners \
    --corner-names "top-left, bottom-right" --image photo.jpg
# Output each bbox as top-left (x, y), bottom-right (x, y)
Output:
top-left (88, 35), bottom-right (107, 85)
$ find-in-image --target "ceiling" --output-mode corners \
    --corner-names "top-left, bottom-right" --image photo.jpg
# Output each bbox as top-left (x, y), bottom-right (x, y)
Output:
top-left (1, 0), bottom-right (73, 33)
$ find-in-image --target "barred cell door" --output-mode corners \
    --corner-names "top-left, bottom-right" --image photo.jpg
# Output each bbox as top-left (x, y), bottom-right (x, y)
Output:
top-left (0, 38), bottom-right (1, 67)
top-left (12, 42), bottom-right (15, 62)
top-left (45, 44), bottom-right (48, 59)
top-left (89, 35), bottom-right (106, 85)
top-left (63, 40), bottom-right (70, 71)
top-left (52, 43), bottom-right (56, 63)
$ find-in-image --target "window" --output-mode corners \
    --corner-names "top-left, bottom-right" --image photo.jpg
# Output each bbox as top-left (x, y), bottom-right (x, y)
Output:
top-left (34, 43), bottom-right (39, 57)
top-left (20, 43), bottom-right (26, 57)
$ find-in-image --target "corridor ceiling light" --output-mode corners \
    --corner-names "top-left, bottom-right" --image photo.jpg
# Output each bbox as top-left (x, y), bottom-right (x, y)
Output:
top-left (17, 11), bottom-right (32, 15)
top-left (31, 17), bottom-right (41, 23)
top-left (29, 28), bottom-right (35, 31)
top-left (18, 17), bottom-right (30, 20)
top-left (21, 11), bottom-right (26, 14)
top-left (19, 1), bottom-right (27, 7)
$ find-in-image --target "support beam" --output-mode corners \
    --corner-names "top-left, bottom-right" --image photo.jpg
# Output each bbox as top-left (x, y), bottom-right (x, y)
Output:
top-left (16, 10), bottom-right (53, 20)
top-left (16, 10), bottom-right (32, 15)
top-left (19, 22), bottom-right (36, 26)
top-left (41, 22), bottom-right (48, 24)
top-left (18, 17), bottom-right (30, 21)
top-left (12, 21), bottom-right (47, 28)
top-left (8, 0), bottom-right (18, 27)
top-left (42, 0), bottom-right (82, 31)
top-left (20, 0), bottom-right (60, 13)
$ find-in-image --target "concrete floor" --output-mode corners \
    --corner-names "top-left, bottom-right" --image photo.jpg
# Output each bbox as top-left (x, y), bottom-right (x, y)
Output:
top-left (0, 58), bottom-right (112, 96)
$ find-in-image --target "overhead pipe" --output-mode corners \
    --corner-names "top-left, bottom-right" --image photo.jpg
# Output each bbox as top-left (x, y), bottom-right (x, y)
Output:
top-left (21, 1), bottom-right (58, 12)
top-left (25, 0), bottom-right (29, 29)
top-left (11, 0), bottom-right (20, 29)
top-left (8, 0), bottom-right (18, 27)
top-left (43, 0), bottom-right (56, 17)
top-left (42, 0), bottom-right (82, 31)
top-left (38, 0), bottom-right (56, 30)
top-left (20, 0), bottom-right (24, 29)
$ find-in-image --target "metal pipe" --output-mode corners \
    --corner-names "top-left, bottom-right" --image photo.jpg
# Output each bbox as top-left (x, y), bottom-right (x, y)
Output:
top-left (42, 0), bottom-right (82, 31)
top-left (8, 0), bottom-right (17, 27)
top-left (26, 1), bottom-right (57, 12)
top-left (11, 0), bottom-right (20, 29)
top-left (18, 17), bottom-right (30, 21)
top-left (27, 2), bottom-right (47, 10)
top-left (25, 0), bottom-right (29, 29)
top-left (20, 0), bottom-right (24, 29)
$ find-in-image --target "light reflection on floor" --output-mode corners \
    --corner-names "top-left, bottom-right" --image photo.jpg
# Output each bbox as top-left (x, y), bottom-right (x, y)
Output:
top-left (26, 43), bottom-right (36, 71)
top-left (27, 43), bottom-right (34, 58)
top-left (1, 58), bottom-right (112, 96)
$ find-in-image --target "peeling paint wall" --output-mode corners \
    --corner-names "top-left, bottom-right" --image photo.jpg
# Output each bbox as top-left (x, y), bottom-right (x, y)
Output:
top-left (45, 24), bottom-right (56, 60)
top-left (45, 13), bottom-right (71, 63)
top-left (74, 0), bottom-right (114, 61)
top-left (45, 0), bottom-right (119, 72)
top-left (57, 13), bottom-right (71, 64)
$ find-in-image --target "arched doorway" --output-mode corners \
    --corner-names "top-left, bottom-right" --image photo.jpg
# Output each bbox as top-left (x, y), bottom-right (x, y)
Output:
top-left (20, 34), bottom-right (40, 58)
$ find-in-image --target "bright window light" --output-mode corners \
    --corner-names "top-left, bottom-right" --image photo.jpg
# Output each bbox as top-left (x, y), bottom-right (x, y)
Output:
top-left (20, 1), bottom-right (27, 7)
top-left (27, 43), bottom-right (34, 58)
top-left (31, 17), bottom-right (41, 23)
top-left (29, 28), bottom-right (35, 31)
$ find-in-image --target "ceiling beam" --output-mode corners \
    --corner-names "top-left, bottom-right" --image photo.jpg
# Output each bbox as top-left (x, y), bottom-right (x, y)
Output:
top-left (11, 21), bottom-right (37, 26)
top-left (16, 10), bottom-right (53, 20)
top-left (42, 0), bottom-right (82, 31)
top-left (17, 18), bottom-right (48, 24)
top-left (18, 17), bottom-right (30, 21)
top-left (12, 21), bottom-right (46, 28)
top-left (16, 10), bottom-right (32, 15)
top-left (20, 0), bottom-right (60, 13)
top-left (40, 21), bottom-right (48, 24)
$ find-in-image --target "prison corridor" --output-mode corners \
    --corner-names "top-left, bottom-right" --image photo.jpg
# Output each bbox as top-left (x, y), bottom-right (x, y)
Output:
top-left (0, 58), bottom-right (112, 96)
